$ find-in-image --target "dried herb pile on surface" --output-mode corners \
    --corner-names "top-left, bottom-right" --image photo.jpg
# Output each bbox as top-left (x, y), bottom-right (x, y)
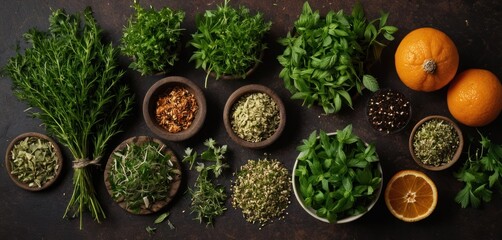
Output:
top-left (232, 158), bottom-right (291, 227)
top-left (4, 8), bottom-right (134, 229)
top-left (278, 2), bottom-right (397, 114)
top-left (182, 139), bottom-right (230, 225)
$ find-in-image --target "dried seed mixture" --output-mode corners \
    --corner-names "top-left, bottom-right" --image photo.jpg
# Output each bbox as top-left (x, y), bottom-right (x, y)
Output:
top-left (156, 86), bottom-right (198, 133)
top-left (231, 159), bottom-right (291, 227)
top-left (230, 93), bottom-right (280, 142)
top-left (412, 119), bottom-right (460, 166)
top-left (367, 89), bottom-right (411, 134)
top-left (9, 136), bottom-right (59, 188)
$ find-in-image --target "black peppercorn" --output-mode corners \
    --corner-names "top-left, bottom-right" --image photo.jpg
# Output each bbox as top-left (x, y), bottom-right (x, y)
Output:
top-left (367, 89), bottom-right (411, 134)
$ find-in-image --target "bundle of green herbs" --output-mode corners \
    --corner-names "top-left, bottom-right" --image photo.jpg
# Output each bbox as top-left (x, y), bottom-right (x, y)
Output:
top-left (3, 8), bottom-right (134, 228)
top-left (277, 2), bottom-right (397, 114)
top-left (295, 125), bottom-right (382, 222)
top-left (189, 0), bottom-right (272, 87)
top-left (120, 0), bottom-right (185, 75)
top-left (108, 141), bottom-right (181, 214)
top-left (455, 132), bottom-right (502, 208)
top-left (232, 158), bottom-right (291, 227)
top-left (182, 139), bottom-right (230, 225)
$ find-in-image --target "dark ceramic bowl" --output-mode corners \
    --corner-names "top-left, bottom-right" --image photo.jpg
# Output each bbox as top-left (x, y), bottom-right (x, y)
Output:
top-left (409, 115), bottom-right (464, 171)
top-left (366, 88), bottom-right (412, 135)
top-left (104, 136), bottom-right (182, 215)
top-left (5, 132), bottom-right (63, 191)
top-left (223, 84), bottom-right (286, 149)
top-left (143, 76), bottom-right (207, 141)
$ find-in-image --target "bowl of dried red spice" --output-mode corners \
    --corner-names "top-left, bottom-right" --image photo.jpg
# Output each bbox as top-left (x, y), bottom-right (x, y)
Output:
top-left (367, 88), bottom-right (412, 134)
top-left (409, 115), bottom-right (463, 171)
top-left (143, 76), bottom-right (207, 141)
top-left (223, 84), bottom-right (286, 149)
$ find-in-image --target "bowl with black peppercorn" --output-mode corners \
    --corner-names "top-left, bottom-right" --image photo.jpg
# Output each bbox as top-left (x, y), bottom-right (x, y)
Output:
top-left (143, 76), bottom-right (207, 142)
top-left (367, 89), bottom-right (412, 134)
top-left (223, 84), bottom-right (286, 149)
top-left (5, 132), bottom-right (64, 191)
top-left (409, 115), bottom-right (463, 171)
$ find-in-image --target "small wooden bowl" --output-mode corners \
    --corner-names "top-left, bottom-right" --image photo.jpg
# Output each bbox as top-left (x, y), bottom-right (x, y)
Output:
top-left (143, 76), bottom-right (207, 142)
top-left (5, 132), bottom-right (63, 191)
top-left (104, 136), bottom-right (182, 215)
top-left (223, 84), bottom-right (286, 149)
top-left (409, 115), bottom-right (464, 171)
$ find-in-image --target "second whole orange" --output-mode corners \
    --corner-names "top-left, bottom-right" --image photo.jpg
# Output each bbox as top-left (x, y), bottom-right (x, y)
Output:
top-left (447, 69), bottom-right (502, 127)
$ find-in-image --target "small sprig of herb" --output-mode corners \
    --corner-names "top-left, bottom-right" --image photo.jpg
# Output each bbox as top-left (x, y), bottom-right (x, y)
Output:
top-left (109, 141), bottom-right (181, 214)
top-left (189, 0), bottom-right (272, 87)
top-left (277, 2), bottom-right (397, 114)
top-left (182, 138), bottom-right (230, 225)
top-left (295, 125), bottom-right (382, 222)
top-left (454, 132), bottom-right (502, 208)
top-left (120, 0), bottom-right (185, 75)
top-left (146, 211), bottom-right (175, 235)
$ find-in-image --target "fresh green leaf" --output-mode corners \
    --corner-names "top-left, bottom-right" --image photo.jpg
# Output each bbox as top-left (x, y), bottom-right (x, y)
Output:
top-left (362, 75), bottom-right (379, 92)
top-left (154, 212), bottom-right (170, 224)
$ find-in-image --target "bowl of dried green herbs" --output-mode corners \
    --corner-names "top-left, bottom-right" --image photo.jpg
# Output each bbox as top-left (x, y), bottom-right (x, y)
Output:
top-left (104, 136), bottom-right (182, 214)
top-left (292, 125), bottom-right (383, 223)
top-left (189, 0), bottom-right (271, 88)
top-left (409, 115), bottom-right (463, 171)
top-left (5, 132), bottom-right (63, 191)
top-left (143, 76), bottom-right (207, 142)
top-left (223, 84), bottom-right (286, 149)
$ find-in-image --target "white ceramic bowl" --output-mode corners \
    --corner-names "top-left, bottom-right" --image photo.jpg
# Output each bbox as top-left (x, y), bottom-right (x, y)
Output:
top-left (291, 132), bottom-right (383, 223)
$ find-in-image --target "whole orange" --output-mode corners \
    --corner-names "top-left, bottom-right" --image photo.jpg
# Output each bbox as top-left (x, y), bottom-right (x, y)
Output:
top-left (395, 27), bottom-right (459, 92)
top-left (447, 69), bottom-right (502, 127)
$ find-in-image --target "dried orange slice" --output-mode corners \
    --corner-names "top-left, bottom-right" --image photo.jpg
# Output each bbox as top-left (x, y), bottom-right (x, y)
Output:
top-left (384, 170), bottom-right (438, 222)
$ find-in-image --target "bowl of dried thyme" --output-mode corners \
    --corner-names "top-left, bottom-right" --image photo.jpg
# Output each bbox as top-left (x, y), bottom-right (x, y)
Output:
top-left (223, 84), bottom-right (286, 149)
top-left (5, 132), bottom-right (63, 191)
top-left (143, 76), bottom-right (207, 142)
top-left (104, 136), bottom-right (182, 214)
top-left (409, 115), bottom-right (464, 171)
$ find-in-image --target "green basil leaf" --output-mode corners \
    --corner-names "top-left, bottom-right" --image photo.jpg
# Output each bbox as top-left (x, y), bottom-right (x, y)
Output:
top-left (362, 74), bottom-right (379, 92)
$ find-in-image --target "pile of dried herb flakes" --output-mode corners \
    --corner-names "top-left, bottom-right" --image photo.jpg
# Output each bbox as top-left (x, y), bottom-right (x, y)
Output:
top-left (230, 93), bottom-right (280, 143)
top-left (232, 158), bottom-right (291, 227)
top-left (9, 136), bottom-right (60, 188)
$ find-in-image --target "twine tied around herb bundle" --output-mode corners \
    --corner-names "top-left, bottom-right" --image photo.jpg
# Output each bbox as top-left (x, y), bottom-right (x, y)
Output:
top-left (72, 157), bottom-right (101, 169)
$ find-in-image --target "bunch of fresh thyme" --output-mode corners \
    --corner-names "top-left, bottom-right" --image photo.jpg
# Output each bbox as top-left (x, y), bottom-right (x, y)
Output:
top-left (4, 8), bottom-right (133, 229)
top-left (182, 139), bottom-right (230, 225)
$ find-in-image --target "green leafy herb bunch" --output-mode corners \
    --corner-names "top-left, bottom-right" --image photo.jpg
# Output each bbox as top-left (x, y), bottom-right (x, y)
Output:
top-left (120, 0), bottom-right (185, 75)
top-left (189, 0), bottom-right (272, 87)
top-left (455, 132), bottom-right (502, 208)
top-left (295, 125), bottom-right (382, 222)
top-left (4, 8), bottom-right (134, 229)
top-left (278, 2), bottom-right (397, 114)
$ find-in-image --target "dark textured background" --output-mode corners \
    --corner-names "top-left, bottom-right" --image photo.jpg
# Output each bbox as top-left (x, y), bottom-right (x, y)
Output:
top-left (1, 0), bottom-right (501, 239)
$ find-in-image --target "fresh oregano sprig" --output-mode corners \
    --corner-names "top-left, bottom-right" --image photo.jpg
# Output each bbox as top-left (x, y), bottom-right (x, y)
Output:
top-left (4, 8), bottom-right (134, 229)
top-left (278, 2), bottom-right (397, 114)
top-left (454, 131), bottom-right (502, 208)
top-left (182, 138), bottom-right (230, 225)
top-left (295, 125), bottom-right (382, 222)
top-left (120, 0), bottom-right (185, 75)
top-left (189, 0), bottom-right (272, 87)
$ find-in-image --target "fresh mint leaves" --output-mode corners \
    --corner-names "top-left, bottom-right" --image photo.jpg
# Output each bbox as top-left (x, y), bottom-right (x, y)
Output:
top-left (278, 2), bottom-right (397, 114)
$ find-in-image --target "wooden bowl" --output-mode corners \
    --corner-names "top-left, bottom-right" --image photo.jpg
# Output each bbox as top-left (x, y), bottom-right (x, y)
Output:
top-left (223, 84), bottom-right (286, 149)
top-left (5, 132), bottom-right (63, 191)
top-left (409, 115), bottom-right (464, 171)
top-left (104, 136), bottom-right (182, 215)
top-left (143, 76), bottom-right (207, 142)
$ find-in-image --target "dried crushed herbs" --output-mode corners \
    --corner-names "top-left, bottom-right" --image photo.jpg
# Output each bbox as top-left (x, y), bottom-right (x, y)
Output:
top-left (108, 141), bottom-right (181, 214)
top-left (9, 136), bottom-right (60, 188)
top-left (367, 89), bottom-right (411, 134)
top-left (232, 158), bottom-right (291, 227)
top-left (412, 119), bottom-right (460, 167)
top-left (231, 93), bottom-right (280, 142)
top-left (156, 86), bottom-right (198, 133)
